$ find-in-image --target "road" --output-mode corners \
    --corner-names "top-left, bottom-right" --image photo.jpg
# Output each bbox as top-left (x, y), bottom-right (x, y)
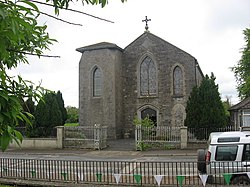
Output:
top-left (0, 150), bottom-right (197, 162)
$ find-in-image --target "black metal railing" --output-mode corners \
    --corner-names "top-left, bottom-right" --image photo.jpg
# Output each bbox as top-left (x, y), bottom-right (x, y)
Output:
top-left (188, 126), bottom-right (236, 142)
top-left (1, 158), bottom-right (250, 186)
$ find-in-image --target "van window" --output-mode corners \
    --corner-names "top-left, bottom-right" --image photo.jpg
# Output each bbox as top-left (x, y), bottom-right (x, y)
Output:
top-left (217, 137), bottom-right (240, 143)
top-left (242, 144), bottom-right (250, 161)
top-left (215, 146), bottom-right (238, 161)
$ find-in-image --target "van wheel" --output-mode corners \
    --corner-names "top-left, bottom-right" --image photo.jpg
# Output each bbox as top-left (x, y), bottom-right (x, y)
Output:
top-left (197, 149), bottom-right (206, 174)
top-left (231, 175), bottom-right (250, 185)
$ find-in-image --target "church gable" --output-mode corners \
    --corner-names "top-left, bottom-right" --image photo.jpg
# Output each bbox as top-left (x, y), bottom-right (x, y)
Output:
top-left (124, 32), bottom-right (195, 61)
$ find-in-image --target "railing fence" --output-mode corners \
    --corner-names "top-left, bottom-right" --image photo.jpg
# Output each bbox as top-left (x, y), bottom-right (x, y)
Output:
top-left (187, 126), bottom-right (237, 143)
top-left (64, 124), bottom-right (107, 150)
top-left (136, 125), bottom-right (237, 150)
top-left (135, 125), bottom-right (181, 151)
top-left (1, 158), bottom-right (249, 186)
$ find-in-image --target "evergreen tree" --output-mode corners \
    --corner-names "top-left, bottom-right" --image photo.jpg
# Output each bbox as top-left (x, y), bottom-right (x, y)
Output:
top-left (34, 92), bottom-right (62, 137)
top-left (22, 98), bottom-right (36, 137)
top-left (185, 73), bottom-right (227, 139)
top-left (25, 98), bottom-right (35, 114)
top-left (222, 97), bottom-right (231, 125)
top-left (184, 86), bottom-right (200, 128)
top-left (19, 98), bottom-right (35, 127)
top-left (56, 91), bottom-right (67, 125)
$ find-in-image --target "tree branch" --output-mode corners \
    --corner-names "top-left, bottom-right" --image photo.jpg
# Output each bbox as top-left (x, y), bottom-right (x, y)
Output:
top-left (39, 11), bottom-right (83, 26)
top-left (7, 49), bottom-right (60, 58)
top-left (30, 0), bottom-right (114, 23)
top-left (1, 0), bottom-right (82, 26)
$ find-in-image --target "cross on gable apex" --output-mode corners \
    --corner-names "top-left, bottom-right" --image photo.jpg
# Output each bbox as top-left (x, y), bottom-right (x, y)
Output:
top-left (142, 16), bottom-right (151, 31)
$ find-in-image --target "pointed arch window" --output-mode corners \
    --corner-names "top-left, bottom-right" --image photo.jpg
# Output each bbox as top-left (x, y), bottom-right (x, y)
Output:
top-left (140, 56), bottom-right (157, 96)
top-left (93, 67), bottom-right (102, 97)
top-left (173, 66), bottom-right (183, 95)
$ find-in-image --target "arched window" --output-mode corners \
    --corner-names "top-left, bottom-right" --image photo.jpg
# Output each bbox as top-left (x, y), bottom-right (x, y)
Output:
top-left (93, 67), bottom-right (102, 97)
top-left (140, 56), bottom-right (157, 96)
top-left (173, 66), bottom-right (183, 95)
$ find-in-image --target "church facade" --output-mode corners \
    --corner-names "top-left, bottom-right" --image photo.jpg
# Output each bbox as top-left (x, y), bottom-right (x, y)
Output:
top-left (77, 31), bottom-right (203, 139)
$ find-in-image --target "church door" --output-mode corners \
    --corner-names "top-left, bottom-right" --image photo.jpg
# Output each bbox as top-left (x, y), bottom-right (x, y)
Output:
top-left (141, 108), bottom-right (157, 126)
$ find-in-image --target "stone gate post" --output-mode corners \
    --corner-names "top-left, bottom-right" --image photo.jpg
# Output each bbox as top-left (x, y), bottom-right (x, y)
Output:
top-left (94, 124), bottom-right (101, 150)
top-left (135, 125), bottom-right (142, 151)
top-left (180, 126), bottom-right (188, 149)
top-left (56, 126), bottom-right (64, 149)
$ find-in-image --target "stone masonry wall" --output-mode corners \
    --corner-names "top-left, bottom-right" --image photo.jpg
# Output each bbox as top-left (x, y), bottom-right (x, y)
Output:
top-left (79, 48), bottom-right (123, 139)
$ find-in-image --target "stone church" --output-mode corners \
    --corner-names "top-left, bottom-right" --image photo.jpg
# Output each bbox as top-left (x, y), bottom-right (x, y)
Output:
top-left (77, 27), bottom-right (203, 139)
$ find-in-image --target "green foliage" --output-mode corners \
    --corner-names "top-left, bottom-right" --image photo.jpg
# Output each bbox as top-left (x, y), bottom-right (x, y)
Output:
top-left (47, 0), bottom-right (126, 11)
top-left (19, 98), bottom-right (35, 127)
top-left (222, 98), bottom-right (231, 125)
top-left (23, 98), bottom-right (35, 114)
top-left (29, 91), bottom-right (67, 137)
top-left (134, 116), bottom-right (155, 151)
top-left (65, 106), bottom-right (79, 123)
top-left (0, 0), bottom-right (53, 151)
top-left (0, 71), bottom-right (43, 150)
top-left (185, 73), bottom-right (227, 139)
top-left (33, 92), bottom-right (62, 137)
top-left (137, 142), bottom-right (152, 151)
top-left (137, 142), bottom-right (176, 151)
top-left (56, 91), bottom-right (67, 124)
top-left (64, 123), bottom-right (79, 127)
top-left (133, 116), bottom-right (154, 127)
top-left (0, 1), bottom-right (55, 68)
top-left (232, 28), bottom-right (250, 99)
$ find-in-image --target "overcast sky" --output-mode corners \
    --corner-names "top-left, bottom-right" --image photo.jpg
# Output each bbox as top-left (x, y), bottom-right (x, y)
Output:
top-left (11, 0), bottom-right (250, 107)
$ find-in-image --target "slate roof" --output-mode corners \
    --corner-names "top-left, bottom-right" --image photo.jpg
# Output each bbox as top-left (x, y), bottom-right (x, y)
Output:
top-left (229, 97), bottom-right (250, 111)
top-left (76, 42), bottom-right (123, 53)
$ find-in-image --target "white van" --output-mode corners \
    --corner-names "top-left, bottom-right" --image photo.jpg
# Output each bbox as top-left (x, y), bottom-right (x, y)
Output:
top-left (198, 131), bottom-right (250, 185)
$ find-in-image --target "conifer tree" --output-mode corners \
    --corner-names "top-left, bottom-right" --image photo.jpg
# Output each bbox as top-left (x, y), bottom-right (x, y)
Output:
top-left (185, 73), bottom-right (227, 139)
top-left (184, 86), bottom-right (200, 129)
top-left (56, 91), bottom-right (67, 125)
top-left (34, 92), bottom-right (62, 137)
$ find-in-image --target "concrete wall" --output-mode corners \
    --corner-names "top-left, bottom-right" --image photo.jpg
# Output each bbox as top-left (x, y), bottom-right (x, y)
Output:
top-left (9, 126), bottom-right (64, 149)
top-left (9, 138), bottom-right (58, 149)
top-left (9, 126), bottom-right (107, 150)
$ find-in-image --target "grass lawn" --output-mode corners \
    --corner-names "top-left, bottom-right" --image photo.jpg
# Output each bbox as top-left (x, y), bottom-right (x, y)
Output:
top-left (64, 123), bottom-right (79, 127)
